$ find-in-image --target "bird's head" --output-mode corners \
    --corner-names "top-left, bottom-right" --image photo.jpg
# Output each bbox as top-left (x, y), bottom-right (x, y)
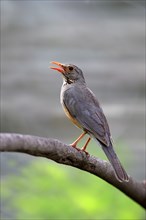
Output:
top-left (50, 61), bottom-right (85, 84)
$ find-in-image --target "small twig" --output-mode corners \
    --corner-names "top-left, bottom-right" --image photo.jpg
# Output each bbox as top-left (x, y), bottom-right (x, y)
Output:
top-left (0, 133), bottom-right (145, 209)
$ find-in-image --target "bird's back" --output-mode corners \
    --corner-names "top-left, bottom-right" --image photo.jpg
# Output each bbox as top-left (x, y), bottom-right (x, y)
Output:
top-left (61, 82), bottom-right (111, 147)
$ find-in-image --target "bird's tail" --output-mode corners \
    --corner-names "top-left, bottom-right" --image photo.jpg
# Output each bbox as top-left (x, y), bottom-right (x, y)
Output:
top-left (101, 143), bottom-right (129, 182)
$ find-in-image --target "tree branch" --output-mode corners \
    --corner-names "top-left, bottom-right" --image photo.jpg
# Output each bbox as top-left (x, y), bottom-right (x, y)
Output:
top-left (0, 133), bottom-right (145, 209)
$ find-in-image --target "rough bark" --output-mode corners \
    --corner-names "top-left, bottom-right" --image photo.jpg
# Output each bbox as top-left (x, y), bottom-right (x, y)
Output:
top-left (0, 133), bottom-right (145, 209)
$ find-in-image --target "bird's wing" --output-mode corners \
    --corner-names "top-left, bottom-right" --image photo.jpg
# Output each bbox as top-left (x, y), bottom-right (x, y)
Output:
top-left (62, 86), bottom-right (111, 147)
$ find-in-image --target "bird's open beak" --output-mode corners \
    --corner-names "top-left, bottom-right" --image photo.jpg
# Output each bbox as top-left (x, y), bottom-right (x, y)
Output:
top-left (50, 61), bottom-right (65, 73)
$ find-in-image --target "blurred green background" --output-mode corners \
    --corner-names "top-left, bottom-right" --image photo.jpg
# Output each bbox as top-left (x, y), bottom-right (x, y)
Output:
top-left (1, 1), bottom-right (145, 219)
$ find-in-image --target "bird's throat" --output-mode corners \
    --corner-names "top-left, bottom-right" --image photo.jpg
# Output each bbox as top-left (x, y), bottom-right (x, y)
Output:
top-left (63, 75), bottom-right (74, 84)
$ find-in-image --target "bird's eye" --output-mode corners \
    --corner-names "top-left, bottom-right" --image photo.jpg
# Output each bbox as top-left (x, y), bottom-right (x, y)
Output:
top-left (69, 66), bottom-right (73, 71)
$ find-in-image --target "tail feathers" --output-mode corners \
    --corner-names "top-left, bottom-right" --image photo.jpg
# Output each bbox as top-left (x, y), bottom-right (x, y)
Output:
top-left (101, 144), bottom-right (129, 182)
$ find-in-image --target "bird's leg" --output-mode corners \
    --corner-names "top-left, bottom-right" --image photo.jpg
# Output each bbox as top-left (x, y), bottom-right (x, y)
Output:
top-left (70, 131), bottom-right (87, 148)
top-left (81, 137), bottom-right (91, 152)
top-left (81, 137), bottom-right (91, 151)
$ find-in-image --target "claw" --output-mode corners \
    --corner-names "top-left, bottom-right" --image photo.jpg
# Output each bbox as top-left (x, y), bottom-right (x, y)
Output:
top-left (70, 144), bottom-right (81, 151)
top-left (81, 148), bottom-right (90, 156)
top-left (70, 143), bottom-right (90, 157)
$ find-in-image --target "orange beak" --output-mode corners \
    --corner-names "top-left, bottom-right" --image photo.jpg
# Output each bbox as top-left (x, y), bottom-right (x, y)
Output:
top-left (50, 61), bottom-right (65, 73)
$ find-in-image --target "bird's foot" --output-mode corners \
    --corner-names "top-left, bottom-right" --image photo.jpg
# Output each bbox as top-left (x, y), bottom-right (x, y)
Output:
top-left (70, 144), bottom-right (89, 156)
top-left (81, 147), bottom-right (90, 156)
top-left (70, 143), bottom-right (81, 151)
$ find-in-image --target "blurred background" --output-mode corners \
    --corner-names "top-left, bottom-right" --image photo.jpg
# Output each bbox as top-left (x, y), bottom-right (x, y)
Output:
top-left (1, 1), bottom-right (145, 219)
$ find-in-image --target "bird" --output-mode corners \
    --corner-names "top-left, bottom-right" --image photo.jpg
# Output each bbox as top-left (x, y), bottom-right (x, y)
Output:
top-left (50, 61), bottom-right (129, 182)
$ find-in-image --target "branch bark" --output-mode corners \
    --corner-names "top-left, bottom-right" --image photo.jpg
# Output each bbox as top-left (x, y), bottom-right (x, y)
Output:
top-left (0, 133), bottom-right (145, 209)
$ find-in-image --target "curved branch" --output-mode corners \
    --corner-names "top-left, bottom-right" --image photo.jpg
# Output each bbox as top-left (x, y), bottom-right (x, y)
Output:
top-left (0, 133), bottom-right (145, 209)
